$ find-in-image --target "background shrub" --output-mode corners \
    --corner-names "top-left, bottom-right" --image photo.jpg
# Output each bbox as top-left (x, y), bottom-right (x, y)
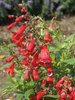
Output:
top-left (0, 0), bottom-right (21, 21)
top-left (0, 0), bottom-right (75, 21)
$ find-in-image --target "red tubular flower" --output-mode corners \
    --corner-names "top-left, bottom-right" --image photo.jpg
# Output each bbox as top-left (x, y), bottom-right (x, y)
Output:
top-left (11, 33), bottom-right (16, 42)
top-left (8, 15), bottom-right (14, 19)
top-left (32, 69), bottom-right (40, 81)
top-left (17, 35), bottom-right (25, 48)
top-left (46, 65), bottom-right (54, 73)
top-left (30, 92), bottom-right (45, 100)
top-left (43, 31), bottom-right (53, 43)
top-left (18, 4), bottom-right (22, 7)
top-left (46, 73), bottom-right (54, 84)
top-left (15, 16), bottom-right (23, 23)
top-left (54, 76), bottom-right (66, 88)
top-left (22, 57), bottom-right (28, 66)
top-left (7, 22), bottom-right (15, 30)
top-left (16, 23), bottom-right (26, 35)
top-left (27, 34), bottom-right (32, 39)
top-left (68, 87), bottom-right (73, 92)
top-left (43, 31), bottom-right (50, 43)
top-left (69, 89), bottom-right (75, 100)
top-left (12, 23), bottom-right (26, 37)
top-left (24, 41), bottom-right (27, 48)
top-left (27, 38), bottom-right (35, 52)
top-left (42, 79), bottom-right (46, 87)
top-left (6, 55), bottom-right (14, 63)
top-left (39, 44), bottom-right (43, 49)
top-left (21, 8), bottom-right (25, 13)
top-left (24, 15), bottom-right (28, 19)
top-left (36, 92), bottom-right (45, 100)
top-left (59, 92), bottom-right (66, 100)
top-left (31, 52), bottom-right (39, 68)
top-left (30, 96), bottom-right (37, 100)
top-left (23, 70), bottom-right (29, 81)
top-left (11, 24), bottom-right (26, 43)
top-left (37, 45), bottom-right (52, 67)
top-left (49, 35), bottom-right (53, 43)
top-left (4, 62), bottom-right (15, 76)
top-left (31, 48), bottom-right (36, 56)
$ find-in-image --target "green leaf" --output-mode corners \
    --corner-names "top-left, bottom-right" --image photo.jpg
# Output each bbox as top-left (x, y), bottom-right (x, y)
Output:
top-left (16, 95), bottom-right (24, 100)
top-left (8, 44), bottom-right (16, 47)
top-left (65, 34), bottom-right (75, 41)
top-left (3, 63), bottom-right (12, 68)
top-left (0, 82), bottom-right (13, 86)
top-left (63, 58), bottom-right (75, 65)
top-left (44, 94), bottom-right (60, 98)
top-left (7, 73), bottom-right (15, 84)
top-left (0, 86), bottom-right (9, 92)
top-left (15, 91), bottom-right (24, 95)
top-left (60, 42), bottom-right (68, 48)
top-left (25, 89), bottom-right (34, 99)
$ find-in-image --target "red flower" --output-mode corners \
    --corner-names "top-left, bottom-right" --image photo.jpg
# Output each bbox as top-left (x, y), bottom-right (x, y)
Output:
top-left (21, 8), bottom-right (25, 13)
top-left (60, 92), bottom-right (66, 99)
top-left (36, 92), bottom-right (45, 100)
top-left (46, 74), bottom-right (53, 84)
top-left (24, 15), bottom-right (28, 19)
top-left (32, 69), bottom-right (40, 81)
top-left (23, 70), bottom-right (29, 81)
top-left (31, 48), bottom-right (36, 56)
top-left (46, 66), bottom-right (54, 73)
top-left (39, 44), bottom-right (43, 49)
top-left (22, 57), bottom-right (29, 66)
top-left (4, 62), bottom-right (15, 76)
top-left (42, 79), bottom-right (46, 87)
top-left (54, 76), bottom-right (66, 88)
top-left (27, 34), bottom-right (32, 39)
top-left (17, 23), bottom-right (26, 34)
top-left (6, 55), bottom-right (14, 63)
top-left (15, 16), bottom-right (23, 23)
top-left (43, 31), bottom-right (50, 43)
top-left (30, 96), bottom-right (36, 100)
top-left (37, 45), bottom-right (52, 67)
top-left (27, 38), bottom-right (35, 52)
top-left (13, 23), bottom-right (26, 36)
top-left (11, 24), bottom-right (26, 43)
top-left (17, 35), bottom-right (25, 48)
top-left (69, 89), bottom-right (75, 100)
top-left (7, 22), bottom-right (15, 30)
top-left (18, 4), bottom-right (22, 7)
top-left (8, 15), bottom-right (14, 19)
top-left (43, 31), bottom-right (53, 43)
top-left (24, 41), bottom-right (27, 48)
top-left (31, 52), bottom-right (39, 67)
top-left (30, 92), bottom-right (45, 100)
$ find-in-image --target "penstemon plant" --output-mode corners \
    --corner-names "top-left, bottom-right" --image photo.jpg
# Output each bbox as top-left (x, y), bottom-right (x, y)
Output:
top-left (0, 1), bottom-right (75, 100)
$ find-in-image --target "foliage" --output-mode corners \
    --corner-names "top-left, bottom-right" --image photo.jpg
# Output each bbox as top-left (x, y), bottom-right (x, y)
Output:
top-left (0, 1), bottom-right (75, 100)
top-left (24, 0), bottom-right (75, 17)
top-left (61, 0), bottom-right (75, 14)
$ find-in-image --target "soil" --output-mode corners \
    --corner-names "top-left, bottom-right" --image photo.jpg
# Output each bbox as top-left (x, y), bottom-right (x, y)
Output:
top-left (0, 16), bottom-right (75, 100)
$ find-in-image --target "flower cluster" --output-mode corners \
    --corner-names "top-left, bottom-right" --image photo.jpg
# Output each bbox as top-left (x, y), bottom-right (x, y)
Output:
top-left (4, 2), bottom-right (75, 100)
top-left (54, 76), bottom-right (75, 100)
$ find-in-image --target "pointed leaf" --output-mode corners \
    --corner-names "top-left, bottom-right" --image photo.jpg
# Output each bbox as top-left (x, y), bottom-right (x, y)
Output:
top-left (3, 63), bottom-right (12, 68)
top-left (44, 94), bottom-right (59, 98)
top-left (63, 58), bottom-right (75, 65)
